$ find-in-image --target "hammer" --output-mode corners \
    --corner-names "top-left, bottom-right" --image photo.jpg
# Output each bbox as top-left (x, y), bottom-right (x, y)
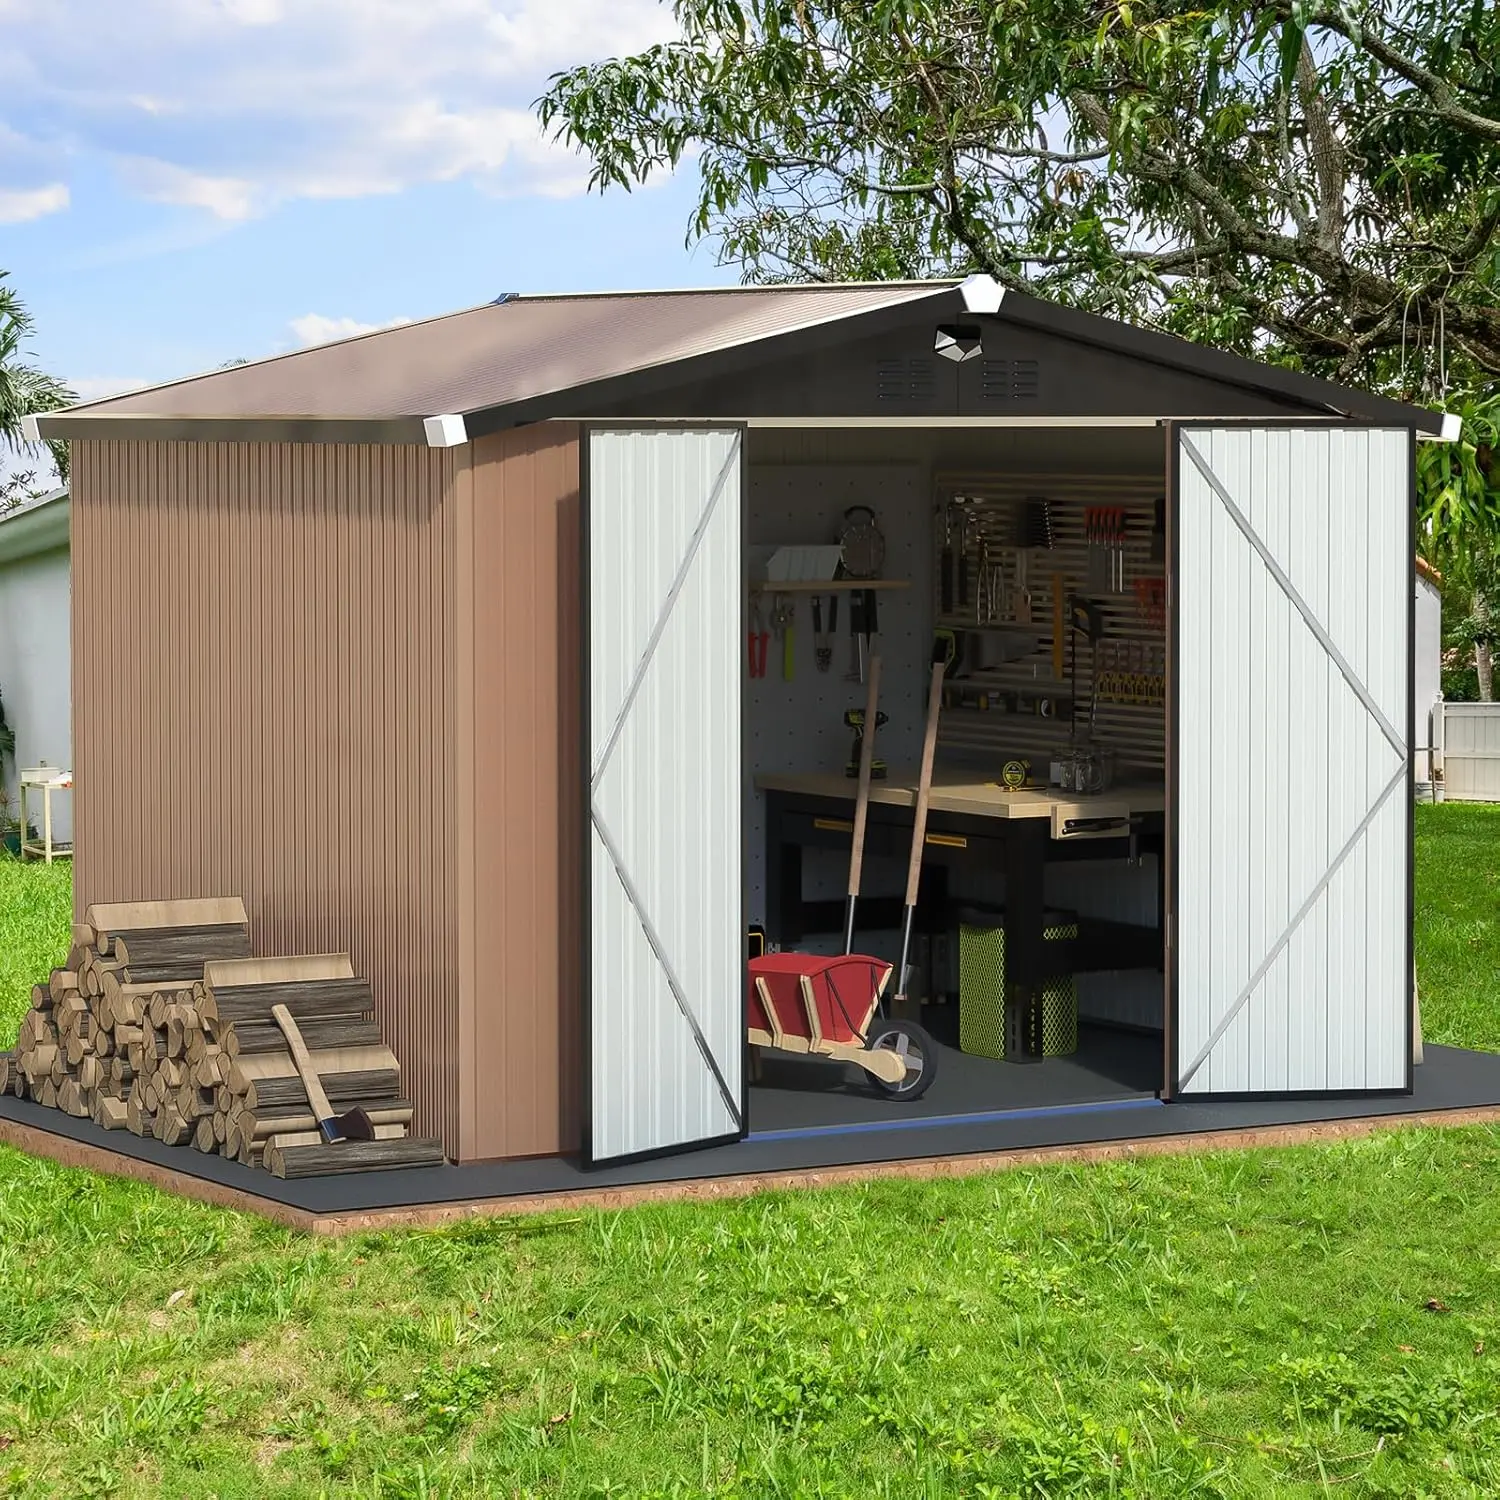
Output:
top-left (271, 1003), bottom-right (375, 1143)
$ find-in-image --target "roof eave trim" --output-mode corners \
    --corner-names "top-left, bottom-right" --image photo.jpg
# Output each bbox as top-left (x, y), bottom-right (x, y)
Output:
top-left (34, 414), bottom-right (434, 445)
top-left (995, 291), bottom-right (1447, 435)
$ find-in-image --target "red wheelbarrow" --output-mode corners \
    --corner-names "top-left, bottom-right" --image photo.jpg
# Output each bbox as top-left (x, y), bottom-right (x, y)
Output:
top-left (747, 951), bottom-right (934, 1099)
top-left (745, 654), bottom-right (938, 1102)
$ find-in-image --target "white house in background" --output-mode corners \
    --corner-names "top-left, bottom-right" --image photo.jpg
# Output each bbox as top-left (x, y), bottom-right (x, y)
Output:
top-left (1414, 555), bottom-right (1442, 791)
top-left (0, 486), bottom-right (72, 842)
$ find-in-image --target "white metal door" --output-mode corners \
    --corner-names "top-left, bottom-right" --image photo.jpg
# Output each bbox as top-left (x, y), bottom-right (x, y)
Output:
top-left (1172, 425), bottom-right (1412, 1096)
top-left (584, 427), bottom-right (745, 1165)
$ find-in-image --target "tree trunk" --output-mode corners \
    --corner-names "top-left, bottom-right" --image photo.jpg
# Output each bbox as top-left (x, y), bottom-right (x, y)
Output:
top-left (1476, 590), bottom-right (1494, 701)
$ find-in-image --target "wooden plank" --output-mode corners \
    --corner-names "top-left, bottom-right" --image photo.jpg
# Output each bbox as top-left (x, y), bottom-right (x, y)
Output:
top-left (268, 1137), bottom-right (446, 1179)
top-left (243, 1101), bottom-right (414, 1140)
top-left (205, 954), bottom-right (354, 990)
top-left (86, 898), bottom-right (249, 939)
top-left (200, 977), bottom-right (375, 1026)
top-left (227, 1044), bottom-right (399, 1095)
top-left (225, 1017), bottom-right (382, 1058)
top-left (265, 1123), bottom-right (408, 1154)
top-left (113, 925), bottom-right (252, 961)
top-left (244, 1068), bottom-right (401, 1111)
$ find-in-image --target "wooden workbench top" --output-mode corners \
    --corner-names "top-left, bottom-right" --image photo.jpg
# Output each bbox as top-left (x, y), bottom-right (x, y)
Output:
top-left (753, 769), bottom-right (1165, 822)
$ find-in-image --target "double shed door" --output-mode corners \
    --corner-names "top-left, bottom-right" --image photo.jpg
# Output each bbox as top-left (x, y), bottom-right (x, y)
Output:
top-left (578, 419), bottom-right (1416, 1171)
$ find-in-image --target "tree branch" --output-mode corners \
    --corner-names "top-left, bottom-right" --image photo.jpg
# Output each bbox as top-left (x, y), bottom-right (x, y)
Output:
top-left (1302, 5), bottom-right (1500, 142)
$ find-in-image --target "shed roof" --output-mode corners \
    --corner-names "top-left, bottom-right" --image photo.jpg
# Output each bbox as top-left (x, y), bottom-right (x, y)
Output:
top-left (36, 278), bottom-right (1447, 443)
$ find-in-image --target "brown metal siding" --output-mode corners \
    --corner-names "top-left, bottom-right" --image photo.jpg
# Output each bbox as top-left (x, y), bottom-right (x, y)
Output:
top-left (71, 439), bottom-right (464, 1151)
top-left (455, 426), bottom-right (583, 1161)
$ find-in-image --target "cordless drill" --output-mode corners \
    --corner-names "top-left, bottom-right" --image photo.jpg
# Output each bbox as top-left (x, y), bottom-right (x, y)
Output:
top-left (844, 708), bottom-right (889, 779)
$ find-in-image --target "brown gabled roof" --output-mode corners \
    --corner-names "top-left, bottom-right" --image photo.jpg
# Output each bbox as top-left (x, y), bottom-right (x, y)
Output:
top-left (41, 282), bottom-right (952, 438)
top-left (37, 276), bottom-right (1447, 444)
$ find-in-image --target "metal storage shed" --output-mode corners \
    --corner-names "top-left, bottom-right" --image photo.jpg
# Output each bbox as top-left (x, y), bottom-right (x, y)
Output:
top-left (34, 276), bottom-right (1452, 1172)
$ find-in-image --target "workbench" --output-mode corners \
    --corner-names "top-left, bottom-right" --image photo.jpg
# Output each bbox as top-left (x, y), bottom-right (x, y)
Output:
top-left (756, 770), bottom-right (1166, 993)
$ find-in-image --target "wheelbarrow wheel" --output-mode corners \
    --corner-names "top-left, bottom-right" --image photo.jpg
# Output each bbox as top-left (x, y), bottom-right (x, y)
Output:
top-left (864, 1019), bottom-right (937, 1101)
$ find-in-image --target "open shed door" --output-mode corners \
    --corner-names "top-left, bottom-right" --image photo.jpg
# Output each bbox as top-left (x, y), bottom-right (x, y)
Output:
top-left (583, 427), bottom-right (745, 1166)
top-left (1170, 424), bottom-right (1413, 1097)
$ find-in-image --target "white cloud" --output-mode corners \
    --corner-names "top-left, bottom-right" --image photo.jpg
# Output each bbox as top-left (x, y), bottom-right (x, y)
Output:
top-left (68, 375), bottom-right (155, 403)
top-left (289, 313), bottom-right (413, 346)
top-left (0, 1), bottom-right (679, 219)
top-left (0, 182), bottom-right (69, 223)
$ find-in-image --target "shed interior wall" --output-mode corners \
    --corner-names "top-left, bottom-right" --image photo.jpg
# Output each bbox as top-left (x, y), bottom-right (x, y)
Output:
top-left (70, 439), bottom-right (464, 1152)
top-left (743, 426), bottom-right (1168, 1066)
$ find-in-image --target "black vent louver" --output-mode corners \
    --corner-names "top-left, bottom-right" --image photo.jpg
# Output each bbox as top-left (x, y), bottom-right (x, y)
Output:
top-left (875, 357), bottom-right (937, 402)
top-left (979, 358), bottom-right (1040, 400)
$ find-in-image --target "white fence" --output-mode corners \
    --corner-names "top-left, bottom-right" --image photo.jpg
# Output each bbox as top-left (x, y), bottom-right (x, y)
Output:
top-left (1436, 701), bottom-right (1500, 802)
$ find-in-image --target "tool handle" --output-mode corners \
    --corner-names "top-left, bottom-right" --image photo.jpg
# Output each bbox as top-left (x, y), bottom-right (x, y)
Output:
top-left (846, 656), bottom-right (882, 901)
top-left (271, 1003), bottom-right (335, 1125)
top-left (903, 661), bottom-right (946, 909)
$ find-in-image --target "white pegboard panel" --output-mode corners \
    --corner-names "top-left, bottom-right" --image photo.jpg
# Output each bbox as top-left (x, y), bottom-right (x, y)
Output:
top-left (745, 463), bottom-right (931, 923)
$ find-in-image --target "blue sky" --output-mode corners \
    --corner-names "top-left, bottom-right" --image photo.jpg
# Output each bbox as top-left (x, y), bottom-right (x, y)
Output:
top-left (1, 0), bottom-right (733, 417)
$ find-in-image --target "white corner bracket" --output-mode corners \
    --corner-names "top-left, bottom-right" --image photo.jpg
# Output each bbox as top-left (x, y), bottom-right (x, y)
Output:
top-left (1439, 411), bottom-right (1463, 443)
top-left (19, 414), bottom-right (41, 444)
top-left (423, 413), bottom-right (469, 448)
top-left (958, 273), bottom-right (1005, 316)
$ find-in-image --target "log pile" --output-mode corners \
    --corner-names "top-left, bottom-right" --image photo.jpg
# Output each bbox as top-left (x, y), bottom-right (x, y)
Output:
top-left (6, 898), bottom-right (444, 1178)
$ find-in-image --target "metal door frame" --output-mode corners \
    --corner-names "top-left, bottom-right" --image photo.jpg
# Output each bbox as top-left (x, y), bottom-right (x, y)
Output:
top-left (580, 421), bottom-right (751, 1169)
top-left (1162, 417), bottom-right (1415, 1101)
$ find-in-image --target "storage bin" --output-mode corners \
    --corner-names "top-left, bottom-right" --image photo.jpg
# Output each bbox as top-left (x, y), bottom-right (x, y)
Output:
top-left (958, 908), bottom-right (1079, 1059)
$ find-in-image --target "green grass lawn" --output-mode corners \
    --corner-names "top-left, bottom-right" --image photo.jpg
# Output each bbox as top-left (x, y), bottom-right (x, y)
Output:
top-left (0, 808), bottom-right (1498, 1498)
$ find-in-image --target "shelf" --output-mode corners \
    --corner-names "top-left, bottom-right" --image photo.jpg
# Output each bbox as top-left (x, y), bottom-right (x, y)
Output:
top-left (750, 578), bottom-right (910, 593)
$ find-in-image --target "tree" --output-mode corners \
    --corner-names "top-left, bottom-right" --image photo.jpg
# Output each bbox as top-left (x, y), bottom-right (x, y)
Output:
top-left (539, 0), bottom-right (1500, 395)
top-left (1419, 389), bottom-right (1500, 696)
top-left (0, 271), bottom-right (74, 502)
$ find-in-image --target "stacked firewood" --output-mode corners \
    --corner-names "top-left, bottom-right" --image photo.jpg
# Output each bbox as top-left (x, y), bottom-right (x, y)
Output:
top-left (4, 898), bottom-right (444, 1178)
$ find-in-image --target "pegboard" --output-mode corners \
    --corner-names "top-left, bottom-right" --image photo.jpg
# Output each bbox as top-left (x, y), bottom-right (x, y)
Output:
top-left (745, 463), bottom-right (931, 924)
top-left (931, 471), bottom-right (1168, 773)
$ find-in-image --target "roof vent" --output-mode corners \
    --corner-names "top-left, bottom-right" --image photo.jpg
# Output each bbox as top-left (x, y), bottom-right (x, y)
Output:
top-left (876, 357), bottom-right (936, 402)
top-left (979, 358), bottom-right (1040, 400)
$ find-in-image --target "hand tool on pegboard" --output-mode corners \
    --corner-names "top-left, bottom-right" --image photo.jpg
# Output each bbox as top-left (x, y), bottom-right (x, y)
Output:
top-left (1052, 573), bottom-right (1066, 678)
top-left (938, 502), bottom-right (955, 615)
top-left (845, 587), bottom-right (864, 681)
top-left (780, 595), bottom-right (797, 680)
top-left (812, 593), bottom-right (837, 672)
top-left (861, 587), bottom-right (880, 681)
top-left (747, 596), bottom-right (769, 679)
top-left (956, 499), bottom-right (977, 610)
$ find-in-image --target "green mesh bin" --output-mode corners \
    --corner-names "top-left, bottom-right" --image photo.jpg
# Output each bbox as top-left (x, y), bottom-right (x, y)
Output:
top-left (959, 911), bottom-right (1079, 1059)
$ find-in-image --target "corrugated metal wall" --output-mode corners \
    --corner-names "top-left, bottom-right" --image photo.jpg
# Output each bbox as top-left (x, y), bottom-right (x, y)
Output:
top-left (1174, 426), bottom-right (1411, 1094)
top-left (71, 439), bottom-right (463, 1147)
top-left (456, 425), bottom-right (583, 1161)
top-left (586, 428), bottom-right (744, 1163)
